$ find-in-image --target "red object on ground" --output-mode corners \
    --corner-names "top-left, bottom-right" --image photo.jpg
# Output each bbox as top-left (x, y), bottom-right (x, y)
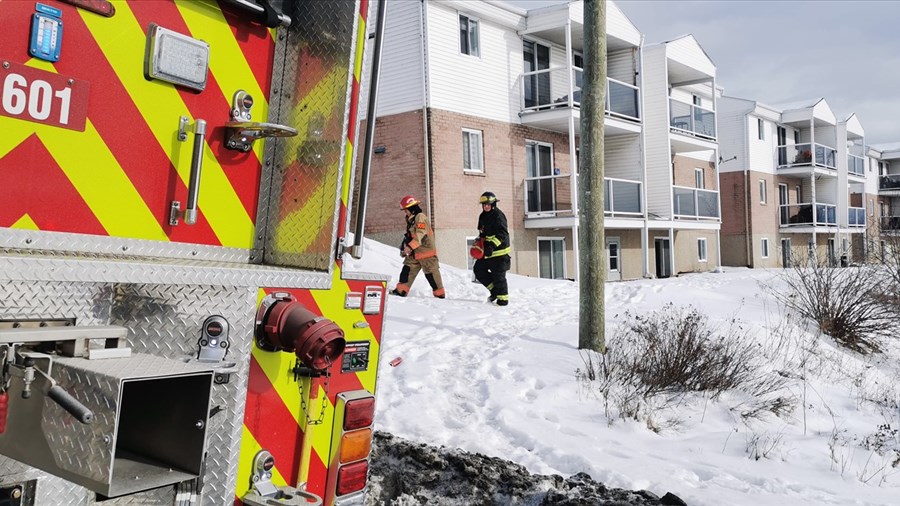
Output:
top-left (389, 357), bottom-right (403, 367)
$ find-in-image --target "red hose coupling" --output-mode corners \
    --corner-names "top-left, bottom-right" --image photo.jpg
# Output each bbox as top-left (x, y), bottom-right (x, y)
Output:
top-left (256, 294), bottom-right (346, 370)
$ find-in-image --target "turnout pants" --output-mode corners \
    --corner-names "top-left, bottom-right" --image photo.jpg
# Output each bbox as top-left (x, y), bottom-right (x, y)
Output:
top-left (396, 256), bottom-right (445, 297)
top-left (473, 255), bottom-right (510, 303)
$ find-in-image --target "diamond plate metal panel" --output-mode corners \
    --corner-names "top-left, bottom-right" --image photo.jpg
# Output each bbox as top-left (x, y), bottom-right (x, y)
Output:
top-left (256, 0), bottom-right (361, 271)
top-left (0, 280), bottom-right (257, 505)
top-left (109, 284), bottom-right (256, 506)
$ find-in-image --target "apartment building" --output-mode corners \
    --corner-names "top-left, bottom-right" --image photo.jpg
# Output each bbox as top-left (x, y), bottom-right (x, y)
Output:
top-left (870, 144), bottom-right (900, 259)
top-left (360, 0), bottom-right (721, 281)
top-left (717, 96), bottom-right (871, 267)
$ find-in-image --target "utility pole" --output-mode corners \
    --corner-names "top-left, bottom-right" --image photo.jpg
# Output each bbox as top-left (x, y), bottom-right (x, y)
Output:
top-left (578, 0), bottom-right (606, 352)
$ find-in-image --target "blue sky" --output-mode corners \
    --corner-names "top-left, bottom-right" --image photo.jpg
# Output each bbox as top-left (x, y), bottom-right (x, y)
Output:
top-left (507, 0), bottom-right (900, 145)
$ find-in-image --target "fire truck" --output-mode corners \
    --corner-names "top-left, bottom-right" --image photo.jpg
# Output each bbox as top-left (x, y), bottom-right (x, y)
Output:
top-left (0, 0), bottom-right (387, 504)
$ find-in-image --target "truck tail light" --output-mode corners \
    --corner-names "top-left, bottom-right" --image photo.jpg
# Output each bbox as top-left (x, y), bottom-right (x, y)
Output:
top-left (343, 397), bottom-right (375, 430)
top-left (256, 294), bottom-right (345, 370)
top-left (339, 429), bottom-right (372, 464)
top-left (336, 461), bottom-right (368, 496)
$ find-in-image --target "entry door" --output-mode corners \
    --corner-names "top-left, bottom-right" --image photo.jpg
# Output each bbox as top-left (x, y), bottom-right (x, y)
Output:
top-left (654, 238), bottom-right (672, 278)
top-left (523, 40), bottom-right (550, 108)
top-left (781, 238), bottom-right (791, 268)
top-left (778, 183), bottom-right (789, 225)
top-left (607, 237), bottom-right (621, 281)
top-left (538, 238), bottom-right (565, 279)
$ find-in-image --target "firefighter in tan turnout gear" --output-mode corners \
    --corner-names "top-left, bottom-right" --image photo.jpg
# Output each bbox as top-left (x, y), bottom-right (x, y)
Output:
top-left (390, 195), bottom-right (446, 298)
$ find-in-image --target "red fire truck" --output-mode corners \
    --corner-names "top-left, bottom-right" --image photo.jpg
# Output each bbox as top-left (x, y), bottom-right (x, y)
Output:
top-left (0, 0), bottom-right (386, 504)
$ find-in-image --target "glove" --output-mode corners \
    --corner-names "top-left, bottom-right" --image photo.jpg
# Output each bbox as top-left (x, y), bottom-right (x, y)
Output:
top-left (482, 238), bottom-right (494, 258)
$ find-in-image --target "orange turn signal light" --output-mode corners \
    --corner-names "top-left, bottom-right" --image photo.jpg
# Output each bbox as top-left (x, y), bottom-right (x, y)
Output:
top-left (339, 428), bottom-right (372, 464)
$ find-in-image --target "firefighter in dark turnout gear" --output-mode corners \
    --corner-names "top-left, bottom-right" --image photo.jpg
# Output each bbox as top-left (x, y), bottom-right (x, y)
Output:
top-left (474, 191), bottom-right (510, 305)
top-left (390, 195), bottom-right (446, 298)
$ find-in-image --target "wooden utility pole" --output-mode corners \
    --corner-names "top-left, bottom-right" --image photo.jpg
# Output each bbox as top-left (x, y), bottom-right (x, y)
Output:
top-left (578, 0), bottom-right (606, 352)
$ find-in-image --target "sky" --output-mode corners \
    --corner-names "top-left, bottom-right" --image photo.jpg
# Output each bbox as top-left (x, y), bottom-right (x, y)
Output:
top-left (348, 238), bottom-right (900, 506)
top-left (506, 0), bottom-right (900, 146)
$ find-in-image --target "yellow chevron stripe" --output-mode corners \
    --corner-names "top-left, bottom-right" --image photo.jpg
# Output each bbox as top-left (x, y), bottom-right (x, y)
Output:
top-left (175, 0), bottom-right (268, 161)
top-left (236, 425), bottom-right (288, 500)
top-left (12, 214), bottom-right (39, 230)
top-left (80, 4), bottom-right (253, 247)
top-left (40, 120), bottom-right (167, 239)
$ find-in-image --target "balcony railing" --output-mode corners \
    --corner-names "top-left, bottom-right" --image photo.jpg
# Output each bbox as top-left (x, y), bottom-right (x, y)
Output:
top-left (521, 67), bottom-right (640, 121)
top-left (881, 216), bottom-right (900, 231)
top-left (779, 203), bottom-right (836, 226)
top-left (848, 207), bottom-right (866, 227)
top-left (604, 178), bottom-right (642, 216)
top-left (669, 99), bottom-right (716, 140)
top-left (525, 172), bottom-right (572, 216)
top-left (524, 174), bottom-right (644, 218)
top-left (848, 154), bottom-right (865, 176)
top-left (879, 174), bottom-right (900, 191)
top-left (776, 143), bottom-right (836, 169)
top-left (673, 186), bottom-right (719, 218)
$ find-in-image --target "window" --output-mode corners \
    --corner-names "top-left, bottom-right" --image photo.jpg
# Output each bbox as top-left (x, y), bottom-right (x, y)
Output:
top-left (869, 198), bottom-right (875, 217)
top-left (759, 179), bottom-right (767, 204)
top-left (692, 95), bottom-right (701, 106)
top-left (462, 129), bottom-right (483, 173)
top-left (695, 168), bottom-right (704, 189)
top-left (697, 238), bottom-right (707, 262)
top-left (795, 185), bottom-right (802, 204)
top-left (757, 118), bottom-right (765, 140)
top-left (538, 238), bottom-right (566, 279)
top-left (459, 14), bottom-right (479, 56)
top-left (761, 238), bottom-right (769, 258)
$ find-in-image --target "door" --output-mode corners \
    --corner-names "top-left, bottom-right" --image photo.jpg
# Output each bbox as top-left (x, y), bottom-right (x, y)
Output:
top-left (654, 238), bottom-right (672, 278)
top-left (778, 184), bottom-right (789, 225)
top-left (607, 237), bottom-right (621, 281)
top-left (526, 141), bottom-right (555, 214)
top-left (538, 238), bottom-right (566, 279)
top-left (523, 40), bottom-right (550, 108)
top-left (777, 126), bottom-right (787, 165)
top-left (781, 238), bottom-right (791, 268)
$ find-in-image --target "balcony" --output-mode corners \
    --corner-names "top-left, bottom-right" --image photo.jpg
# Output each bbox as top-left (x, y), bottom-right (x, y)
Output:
top-left (673, 186), bottom-right (719, 219)
top-left (776, 143), bottom-right (836, 170)
top-left (523, 175), bottom-right (643, 227)
top-left (779, 203), bottom-right (836, 227)
top-left (519, 67), bottom-right (640, 135)
top-left (604, 178), bottom-right (642, 217)
top-left (848, 154), bottom-right (865, 176)
top-left (669, 99), bottom-right (715, 140)
top-left (879, 174), bottom-right (900, 194)
top-left (848, 207), bottom-right (866, 227)
top-left (881, 216), bottom-right (900, 232)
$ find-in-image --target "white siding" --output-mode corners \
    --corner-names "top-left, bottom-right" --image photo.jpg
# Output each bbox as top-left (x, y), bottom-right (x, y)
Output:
top-left (715, 97), bottom-right (751, 173)
top-left (364, 0), bottom-right (425, 118)
top-left (666, 36), bottom-right (715, 78)
top-left (605, 136), bottom-right (642, 181)
top-left (815, 178), bottom-right (837, 204)
top-left (426, 2), bottom-right (521, 122)
top-left (608, 48), bottom-right (638, 85)
top-left (747, 116), bottom-right (776, 173)
top-left (641, 46), bottom-right (673, 219)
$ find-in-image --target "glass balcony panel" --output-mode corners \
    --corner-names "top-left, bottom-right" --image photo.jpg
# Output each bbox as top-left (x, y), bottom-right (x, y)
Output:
top-left (672, 187), bottom-right (719, 218)
top-left (669, 99), bottom-right (715, 139)
top-left (815, 144), bottom-right (836, 169)
top-left (848, 154), bottom-right (865, 176)
top-left (524, 174), bottom-right (572, 215)
top-left (607, 178), bottom-right (642, 214)
top-left (881, 175), bottom-right (900, 190)
top-left (881, 216), bottom-right (900, 231)
top-left (848, 207), bottom-right (865, 226)
top-left (607, 78), bottom-right (639, 120)
top-left (673, 187), bottom-right (696, 216)
top-left (697, 189), bottom-right (719, 218)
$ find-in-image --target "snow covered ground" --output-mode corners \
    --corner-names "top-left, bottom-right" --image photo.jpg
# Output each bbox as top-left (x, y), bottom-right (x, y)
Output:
top-left (346, 239), bottom-right (900, 506)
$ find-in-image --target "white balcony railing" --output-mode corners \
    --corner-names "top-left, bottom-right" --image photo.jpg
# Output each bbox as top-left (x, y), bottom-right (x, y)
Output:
top-left (776, 143), bottom-right (836, 169)
top-left (669, 99), bottom-right (716, 140)
top-left (848, 207), bottom-right (866, 227)
top-left (672, 186), bottom-right (719, 219)
top-left (521, 67), bottom-right (640, 121)
top-left (779, 203), bottom-right (836, 226)
top-left (524, 175), bottom-right (643, 218)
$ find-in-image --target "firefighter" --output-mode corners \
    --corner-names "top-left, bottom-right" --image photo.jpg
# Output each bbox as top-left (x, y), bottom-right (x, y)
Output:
top-left (474, 191), bottom-right (511, 306)
top-left (390, 195), bottom-right (446, 298)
